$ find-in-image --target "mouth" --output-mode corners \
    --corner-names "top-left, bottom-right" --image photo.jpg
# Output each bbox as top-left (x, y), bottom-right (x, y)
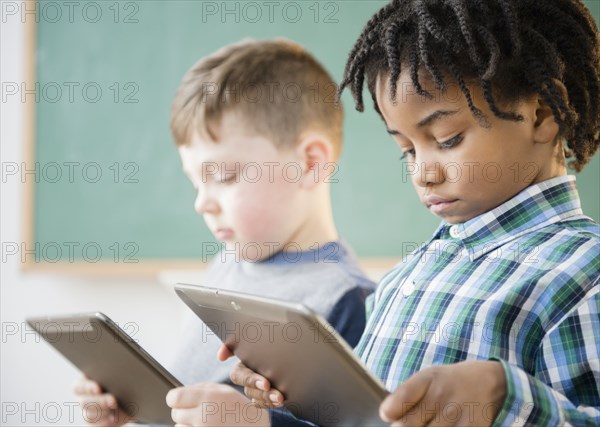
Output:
top-left (213, 228), bottom-right (234, 240)
top-left (424, 196), bottom-right (459, 215)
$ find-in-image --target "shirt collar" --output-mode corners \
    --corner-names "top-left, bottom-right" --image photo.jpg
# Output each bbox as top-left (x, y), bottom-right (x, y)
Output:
top-left (258, 240), bottom-right (346, 265)
top-left (431, 176), bottom-right (584, 261)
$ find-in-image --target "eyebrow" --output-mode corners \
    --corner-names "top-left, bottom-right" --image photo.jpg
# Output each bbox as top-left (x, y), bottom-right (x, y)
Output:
top-left (386, 109), bottom-right (461, 135)
top-left (417, 109), bottom-right (461, 128)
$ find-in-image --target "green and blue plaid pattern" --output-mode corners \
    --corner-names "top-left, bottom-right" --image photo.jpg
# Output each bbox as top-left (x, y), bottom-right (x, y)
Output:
top-left (356, 176), bottom-right (600, 426)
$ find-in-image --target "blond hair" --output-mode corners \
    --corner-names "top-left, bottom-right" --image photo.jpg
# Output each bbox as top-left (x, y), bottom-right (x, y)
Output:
top-left (170, 39), bottom-right (343, 158)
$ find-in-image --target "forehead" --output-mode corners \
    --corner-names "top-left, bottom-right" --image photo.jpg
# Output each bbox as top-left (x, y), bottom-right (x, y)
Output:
top-left (178, 126), bottom-right (282, 172)
top-left (376, 70), bottom-right (466, 111)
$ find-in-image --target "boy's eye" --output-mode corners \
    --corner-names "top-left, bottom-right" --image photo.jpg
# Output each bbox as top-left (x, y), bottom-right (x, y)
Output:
top-left (436, 134), bottom-right (463, 149)
top-left (218, 174), bottom-right (237, 184)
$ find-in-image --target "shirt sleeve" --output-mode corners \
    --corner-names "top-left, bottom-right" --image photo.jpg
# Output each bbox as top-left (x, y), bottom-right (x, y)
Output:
top-left (325, 286), bottom-right (371, 348)
top-left (492, 289), bottom-right (600, 427)
top-left (269, 408), bottom-right (318, 427)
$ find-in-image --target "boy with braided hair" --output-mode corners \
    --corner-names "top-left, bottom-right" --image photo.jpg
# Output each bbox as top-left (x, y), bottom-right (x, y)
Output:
top-left (223, 1), bottom-right (600, 426)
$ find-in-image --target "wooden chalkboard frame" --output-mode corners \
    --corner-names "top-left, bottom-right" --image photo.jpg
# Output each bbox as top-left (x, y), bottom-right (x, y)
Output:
top-left (23, 4), bottom-right (36, 273)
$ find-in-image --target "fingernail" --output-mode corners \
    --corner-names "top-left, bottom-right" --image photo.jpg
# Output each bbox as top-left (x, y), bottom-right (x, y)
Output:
top-left (269, 393), bottom-right (280, 403)
top-left (107, 396), bottom-right (116, 408)
top-left (256, 380), bottom-right (267, 390)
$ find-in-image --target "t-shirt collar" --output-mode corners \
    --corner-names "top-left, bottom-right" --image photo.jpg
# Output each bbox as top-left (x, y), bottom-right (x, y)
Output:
top-left (259, 240), bottom-right (345, 265)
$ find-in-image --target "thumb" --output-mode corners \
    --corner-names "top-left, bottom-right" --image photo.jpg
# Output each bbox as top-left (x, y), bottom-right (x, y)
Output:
top-left (379, 369), bottom-right (432, 422)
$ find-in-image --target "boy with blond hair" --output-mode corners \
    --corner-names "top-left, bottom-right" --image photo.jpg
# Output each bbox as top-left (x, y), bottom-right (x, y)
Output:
top-left (74, 38), bottom-right (374, 426)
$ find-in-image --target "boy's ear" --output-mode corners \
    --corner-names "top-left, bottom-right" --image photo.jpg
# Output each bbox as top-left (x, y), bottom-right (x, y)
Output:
top-left (532, 80), bottom-right (567, 145)
top-left (296, 132), bottom-right (334, 190)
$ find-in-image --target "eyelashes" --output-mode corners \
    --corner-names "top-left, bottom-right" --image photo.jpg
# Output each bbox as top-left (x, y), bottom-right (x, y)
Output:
top-left (399, 133), bottom-right (464, 161)
top-left (437, 134), bottom-right (464, 149)
top-left (217, 174), bottom-right (237, 184)
top-left (188, 173), bottom-right (237, 190)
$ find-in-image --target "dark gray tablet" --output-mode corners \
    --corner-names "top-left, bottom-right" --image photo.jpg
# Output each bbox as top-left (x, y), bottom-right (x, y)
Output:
top-left (174, 283), bottom-right (389, 427)
top-left (26, 312), bottom-right (181, 425)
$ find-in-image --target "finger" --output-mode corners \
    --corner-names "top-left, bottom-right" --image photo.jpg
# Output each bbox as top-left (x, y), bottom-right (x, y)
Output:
top-left (230, 363), bottom-right (271, 391)
top-left (244, 387), bottom-right (284, 407)
top-left (249, 398), bottom-right (275, 409)
top-left (389, 400), bottom-right (437, 427)
top-left (380, 370), bottom-right (433, 422)
top-left (251, 399), bottom-right (282, 409)
top-left (424, 400), bottom-right (462, 427)
top-left (80, 395), bottom-right (119, 425)
top-left (166, 386), bottom-right (202, 409)
top-left (171, 408), bottom-right (195, 426)
top-left (79, 393), bottom-right (118, 410)
top-left (73, 378), bottom-right (102, 396)
top-left (217, 344), bottom-right (235, 361)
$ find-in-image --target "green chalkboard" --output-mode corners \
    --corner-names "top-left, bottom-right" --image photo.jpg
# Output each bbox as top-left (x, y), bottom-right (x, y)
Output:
top-left (32, 1), bottom-right (599, 268)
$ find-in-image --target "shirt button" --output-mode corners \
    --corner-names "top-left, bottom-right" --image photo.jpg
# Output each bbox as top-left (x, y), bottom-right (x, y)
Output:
top-left (449, 225), bottom-right (460, 239)
top-left (402, 281), bottom-right (416, 298)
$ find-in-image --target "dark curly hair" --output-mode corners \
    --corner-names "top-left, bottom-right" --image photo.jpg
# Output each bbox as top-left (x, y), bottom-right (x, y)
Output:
top-left (339, 0), bottom-right (600, 171)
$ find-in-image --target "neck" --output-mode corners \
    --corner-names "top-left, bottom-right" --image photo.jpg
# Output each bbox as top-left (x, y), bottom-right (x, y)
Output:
top-left (282, 185), bottom-right (339, 252)
top-left (533, 140), bottom-right (568, 184)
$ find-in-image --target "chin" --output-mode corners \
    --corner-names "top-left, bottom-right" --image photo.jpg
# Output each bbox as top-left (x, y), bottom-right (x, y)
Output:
top-left (437, 212), bottom-right (468, 225)
top-left (444, 218), bottom-right (461, 225)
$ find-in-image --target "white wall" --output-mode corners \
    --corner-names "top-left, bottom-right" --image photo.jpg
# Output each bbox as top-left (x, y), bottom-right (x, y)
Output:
top-left (0, 18), bottom-right (188, 426)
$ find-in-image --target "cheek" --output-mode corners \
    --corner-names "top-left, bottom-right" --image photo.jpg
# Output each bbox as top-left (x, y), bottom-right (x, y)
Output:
top-left (447, 153), bottom-right (525, 204)
top-left (228, 179), bottom-right (297, 241)
top-left (233, 196), bottom-right (274, 236)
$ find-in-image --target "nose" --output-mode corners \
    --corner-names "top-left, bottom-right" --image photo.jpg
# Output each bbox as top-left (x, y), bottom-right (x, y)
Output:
top-left (194, 188), bottom-right (219, 215)
top-left (414, 156), bottom-right (444, 188)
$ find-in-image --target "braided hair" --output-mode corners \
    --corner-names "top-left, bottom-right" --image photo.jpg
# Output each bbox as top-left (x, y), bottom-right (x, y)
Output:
top-left (339, 0), bottom-right (600, 171)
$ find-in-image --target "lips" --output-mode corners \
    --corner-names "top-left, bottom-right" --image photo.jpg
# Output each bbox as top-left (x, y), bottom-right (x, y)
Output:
top-left (423, 195), bottom-right (459, 215)
top-left (214, 228), bottom-right (234, 240)
top-left (423, 195), bottom-right (457, 206)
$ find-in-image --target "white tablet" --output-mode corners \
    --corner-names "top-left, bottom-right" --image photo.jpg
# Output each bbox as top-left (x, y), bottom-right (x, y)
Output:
top-left (26, 312), bottom-right (181, 425)
top-left (174, 283), bottom-right (389, 427)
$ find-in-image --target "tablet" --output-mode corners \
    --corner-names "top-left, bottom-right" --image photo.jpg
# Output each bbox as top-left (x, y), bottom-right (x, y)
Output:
top-left (174, 283), bottom-right (389, 427)
top-left (26, 312), bottom-right (181, 425)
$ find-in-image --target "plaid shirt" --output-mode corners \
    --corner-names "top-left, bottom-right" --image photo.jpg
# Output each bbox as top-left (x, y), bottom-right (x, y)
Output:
top-left (356, 175), bottom-right (600, 426)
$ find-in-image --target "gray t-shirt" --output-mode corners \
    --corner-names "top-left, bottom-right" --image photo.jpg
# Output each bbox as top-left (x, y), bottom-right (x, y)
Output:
top-left (169, 240), bottom-right (374, 385)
